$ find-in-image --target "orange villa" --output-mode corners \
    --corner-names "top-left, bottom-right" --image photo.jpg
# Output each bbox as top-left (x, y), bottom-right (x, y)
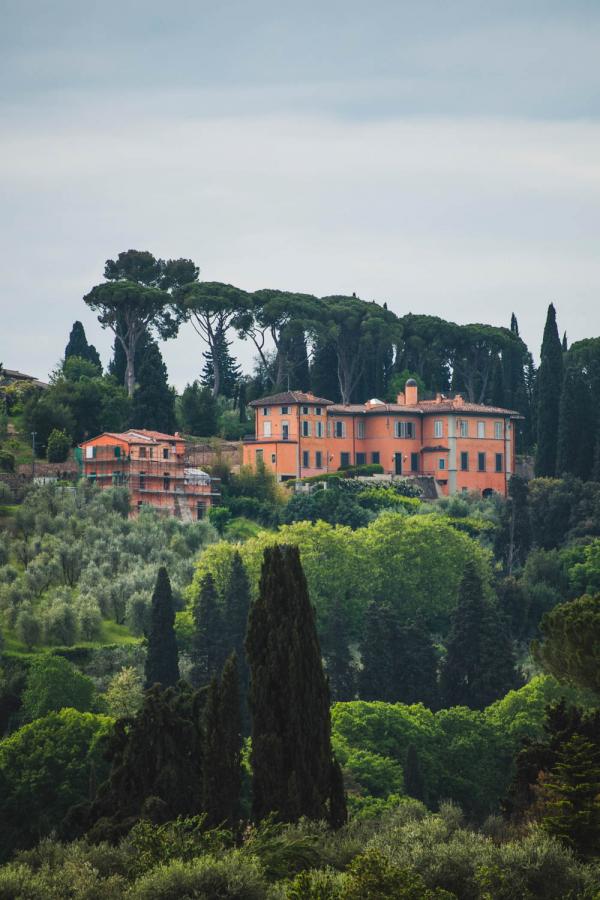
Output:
top-left (242, 382), bottom-right (522, 496)
top-left (79, 429), bottom-right (220, 519)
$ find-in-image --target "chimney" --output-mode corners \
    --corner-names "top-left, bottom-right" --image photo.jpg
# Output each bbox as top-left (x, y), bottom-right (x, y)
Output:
top-left (454, 394), bottom-right (464, 408)
top-left (396, 392), bottom-right (405, 406)
top-left (405, 379), bottom-right (418, 406)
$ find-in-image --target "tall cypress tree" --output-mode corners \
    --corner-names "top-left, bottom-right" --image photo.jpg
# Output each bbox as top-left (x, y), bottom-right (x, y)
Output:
top-left (358, 602), bottom-right (397, 702)
top-left (179, 382), bottom-right (219, 436)
top-left (535, 303), bottom-right (564, 476)
top-left (322, 597), bottom-right (355, 702)
top-left (395, 620), bottom-right (439, 709)
top-left (246, 545), bottom-right (346, 826)
top-left (131, 339), bottom-right (177, 434)
top-left (556, 364), bottom-right (594, 480)
top-left (310, 339), bottom-right (341, 402)
top-left (144, 567), bottom-right (180, 689)
top-left (202, 654), bottom-right (242, 828)
top-left (64, 321), bottom-right (102, 372)
top-left (440, 562), bottom-right (517, 710)
top-left (223, 553), bottom-right (251, 727)
top-left (190, 573), bottom-right (224, 688)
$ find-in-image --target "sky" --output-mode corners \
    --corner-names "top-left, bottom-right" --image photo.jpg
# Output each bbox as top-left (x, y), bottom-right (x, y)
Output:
top-left (1, 0), bottom-right (600, 389)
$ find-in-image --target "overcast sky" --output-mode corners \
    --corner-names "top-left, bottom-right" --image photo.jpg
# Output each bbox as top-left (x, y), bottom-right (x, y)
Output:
top-left (2, 1), bottom-right (599, 388)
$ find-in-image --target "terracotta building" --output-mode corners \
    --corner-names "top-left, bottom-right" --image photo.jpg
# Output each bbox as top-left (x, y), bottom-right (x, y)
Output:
top-left (242, 382), bottom-right (522, 496)
top-left (79, 429), bottom-right (220, 519)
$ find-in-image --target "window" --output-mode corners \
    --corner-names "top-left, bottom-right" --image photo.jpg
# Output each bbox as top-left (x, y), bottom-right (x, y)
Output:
top-left (494, 421), bottom-right (503, 440)
top-left (196, 502), bottom-right (205, 520)
top-left (434, 420), bottom-right (443, 438)
top-left (302, 406), bottom-right (309, 415)
top-left (88, 471), bottom-right (97, 481)
top-left (395, 421), bottom-right (415, 438)
top-left (335, 421), bottom-right (345, 438)
top-left (262, 407), bottom-right (270, 416)
top-left (114, 446), bottom-right (121, 458)
top-left (495, 453), bottom-right (503, 472)
top-left (315, 451), bottom-right (323, 468)
top-left (263, 421), bottom-right (272, 437)
top-left (302, 450), bottom-right (310, 468)
top-left (356, 452), bottom-right (366, 466)
top-left (282, 422), bottom-right (289, 440)
top-left (316, 421), bottom-right (323, 438)
top-left (459, 420), bottom-right (469, 438)
top-left (86, 445), bottom-right (95, 459)
top-left (478, 452), bottom-right (486, 472)
top-left (357, 420), bottom-right (365, 439)
top-left (112, 471), bottom-right (124, 486)
top-left (460, 451), bottom-right (469, 471)
top-left (139, 472), bottom-right (146, 490)
top-left (439, 458), bottom-right (446, 470)
top-left (281, 406), bottom-right (289, 414)
top-left (340, 452), bottom-right (350, 468)
top-left (139, 446), bottom-right (147, 459)
top-left (163, 448), bottom-right (169, 460)
top-left (302, 421), bottom-right (311, 437)
top-left (371, 452), bottom-right (380, 464)
top-left (149, 447), bottom-right (154, 459)
top-left (477, 421), bottom-right (485, 439)
top-left (163, 475), bottom-right (170, 492)
top-left (256, 449), bottom-right (264, 464)
top-left (411, 452), bottom-right (419, 472)
top-left (271, 453), bottom-right (276, 463)
top-left (315, 407), bottom-right (322, 415)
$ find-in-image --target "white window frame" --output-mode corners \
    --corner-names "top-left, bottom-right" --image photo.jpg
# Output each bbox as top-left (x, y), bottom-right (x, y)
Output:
top-left (477, 421), bottom-right (485, 439)
top-left (335, 421), bottom-right (346, 438)
top-left (460, 420), bottom-right (469, 438)
top-left (494, 421), bottom-right (502, 440)
top-left (434, 420), bottom-right (443, 438)
top-left (316, 421), bottom-right (324, 438)
top-left (262, 407), bottom-right (270, 416)
top-left (302, 421), bottom-right (311, 437)
top-left (439, 457), bottom-right (446, 470)
top-left (263, 421), bottom-right (272, 437)
top-left (357, 420), bottom-right (365, 439)
top-left (395, 421), bottom-right (415, 438)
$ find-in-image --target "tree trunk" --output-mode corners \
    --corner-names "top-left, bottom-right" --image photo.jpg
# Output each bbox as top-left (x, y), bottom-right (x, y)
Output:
top-left (124, 346), bottom-right (136, 397)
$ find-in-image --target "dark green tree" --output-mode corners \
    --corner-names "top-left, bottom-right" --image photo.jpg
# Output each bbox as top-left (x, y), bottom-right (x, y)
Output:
top-left (144, 567), bottom-right (180, 689)
top-left (64, 321), bottom-right (102, 372)
top-left (358, 602), bottom-right (397, 702)
top-left (494, 474), bottom-right (531, 574)
top-left (542, 733), bottom-right (600, 859)
top-left (533, 594), bottom-right (600, 696)
top-left (404, 744), bottom-right (425, 802)
top-left (190, 573), bottom-right (223, 688)
top-left (178, 382), bottom-right (218, 436)
top-left (130, 339), bottom-right (177, 434)
top-left (322, 597), bottom-right (356, 702)
top-left (202, 653), bottom-right (242, 828)
top-left (82, 682), bottom-right (204, 841)
top-left (222, 552), bottom-right (251, 726)
top-left (394, 620), bottom-right (439, 709)
top-left (440, 562), bottom-right (518, 709)
top-left (201, 322), bottom-right (242, 399)
top-left (535, 303), bottom-right (564, 476)
top-left (246, 544), bottom-right (346, 826)
top-left (310, 339), bottom-right (341, 402)
top-left (556, 364), bottom-right (594, 480)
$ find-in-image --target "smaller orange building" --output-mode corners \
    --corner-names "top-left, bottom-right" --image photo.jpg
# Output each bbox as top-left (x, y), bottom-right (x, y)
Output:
top-left (242, 386), bottom-right (522, 496)
top-left (79, 429), bottom-right (220, 520)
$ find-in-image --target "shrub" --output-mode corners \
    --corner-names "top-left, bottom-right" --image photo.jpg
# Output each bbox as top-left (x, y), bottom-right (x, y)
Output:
top-left (129, 850), bottom-right (266, 899)
top-left (20, 655), bottom-right (96, 722)
top-left (0, 450), bottom-right (15, 473)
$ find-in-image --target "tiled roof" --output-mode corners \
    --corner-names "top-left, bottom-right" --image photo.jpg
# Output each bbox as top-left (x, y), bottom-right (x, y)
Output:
top-left (329, 400), bottom-right (521, 417)
top-left (249, 391), bottom-right (334, 407)
top-left (84, 429), bottom-right (181, 445)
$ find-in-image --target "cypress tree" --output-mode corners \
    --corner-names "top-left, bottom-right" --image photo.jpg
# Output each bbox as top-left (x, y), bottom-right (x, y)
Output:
top-left (323, 598), bottom-right (356, 702)
top-left (404, 744), bottom-right (425, 802)
top-left (358, 602), bottom-right (397, 702)
top-left (190, 573), bottom-right (224, 688)
top-left (201, 323), bottom-right (241, 399)
top-left (440, 562), bottom-right (518, 710)
top-left (83, 682), bottom-right (203, 841)
top-left (202, 654), bottom-right (242, 828)
top-left (562, 331), bottom-right (568, 353)
top-left (144, 567), bottom-right (180, 689)
top-left (64, 321), bottom-right (102, 372)
top-left (310, 339), bottom-right (341, 402)
top-left (223, 552), bottom-right (251, 727)
top-left (489, 353), bottom-right (506, 407)
top-left (131, 339), bottom-right (177, 434)
top-left (535, 303), bottom-right (564, 476)
top-left (246, 544), bottom-right (346, 826)
top-left (556, 365), bottom-right (594, 480)
top-left (394, 620), bottom-right (438, 709)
